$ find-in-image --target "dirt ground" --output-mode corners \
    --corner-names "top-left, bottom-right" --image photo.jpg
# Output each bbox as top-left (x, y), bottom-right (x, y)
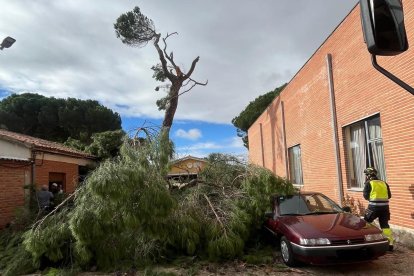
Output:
top-left (152, 243), bottom-right (414, 276)
top-left (27, 243), bottom-right (414, 276)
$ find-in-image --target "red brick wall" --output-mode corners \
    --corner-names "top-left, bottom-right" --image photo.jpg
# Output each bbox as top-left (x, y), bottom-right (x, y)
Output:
top-left (0, 162), bottom-right (29, 228)
top-left (0, 158), bottom-right (80, 228)
top-left (249, 1), bottom-right (414, 230)
top-left (35, 160), bottom-right (78, 193)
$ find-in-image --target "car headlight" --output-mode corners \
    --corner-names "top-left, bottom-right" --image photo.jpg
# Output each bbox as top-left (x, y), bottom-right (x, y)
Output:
top-left (299, 238), bottom-right (331, 246)
top-left (364, 233), bottom-right (385, 242)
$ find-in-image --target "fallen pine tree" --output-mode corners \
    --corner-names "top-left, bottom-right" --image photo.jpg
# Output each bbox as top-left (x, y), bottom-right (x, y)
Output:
top-left (2, 135), bottom-right (295, 275)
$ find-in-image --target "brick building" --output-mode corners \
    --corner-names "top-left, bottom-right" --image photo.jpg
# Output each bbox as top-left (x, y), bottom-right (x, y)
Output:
top-left (248, 1), bottom-right (414, 233)
top-left (0, 129), bottom-right (96, 228)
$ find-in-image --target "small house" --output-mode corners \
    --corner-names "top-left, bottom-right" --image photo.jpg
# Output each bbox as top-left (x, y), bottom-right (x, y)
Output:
top-left (0, 129), bottom-right (96, 228)
top-left (168, 155), bottom-right (207, 182)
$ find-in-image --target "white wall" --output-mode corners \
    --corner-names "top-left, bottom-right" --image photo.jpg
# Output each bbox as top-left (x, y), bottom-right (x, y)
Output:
top-left (0, 139), bottom-right (31, 160)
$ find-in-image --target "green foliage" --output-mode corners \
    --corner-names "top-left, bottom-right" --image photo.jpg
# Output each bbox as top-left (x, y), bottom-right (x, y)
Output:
top-left (0, 93), bottom-right (122, 145)
top-left (63, 137), bottom-right (86, 152)
top-left (156, 96), bottom-right (169, 111)
top-left (12, 135), bottom-right (294, 273)
top-left (242, 165), bottom-right (296, 226)
top-left (231, 84), bottom-right (286, 148)
top-left (152, 63), bottom-right (168, 82)
top-left (85, 129), bottom-right (126, 159)
top-left (23, 208), bottom-right (73, 263)
top-left (0, 230), bottom-right (38, 276)
top-left (170, 154), bottom-right (294, 261)
top-left (114, 6), bottom-right (157, 47)
top-left (202, 153), bottom-right (246, 187)
top-left (68, 140), bottom-right (175, 269)
top-left (58, 97), bottom-right (122, 144)
top-left (242, 246), bottom-right (275, 265)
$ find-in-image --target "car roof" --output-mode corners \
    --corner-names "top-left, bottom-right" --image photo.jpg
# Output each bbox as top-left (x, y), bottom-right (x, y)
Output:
top-left (275, 191), bottom-right (321, 196)
top-left (298, 191), bottom-right (321, 195)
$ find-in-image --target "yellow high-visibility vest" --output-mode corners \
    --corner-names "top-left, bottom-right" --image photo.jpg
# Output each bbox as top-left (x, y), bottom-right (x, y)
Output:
top-left (369, 180), bottom-right (389, 202)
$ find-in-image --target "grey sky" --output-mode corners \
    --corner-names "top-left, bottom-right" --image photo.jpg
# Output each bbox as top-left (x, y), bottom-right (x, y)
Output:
top-left (0, 0), bottom-right (358, 124)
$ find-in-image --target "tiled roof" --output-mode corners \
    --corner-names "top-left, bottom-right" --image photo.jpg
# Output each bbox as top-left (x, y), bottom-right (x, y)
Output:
top-left (0, 129), bottom-right (96, 159)
top-left (172, 155), bottom-right (207, 164)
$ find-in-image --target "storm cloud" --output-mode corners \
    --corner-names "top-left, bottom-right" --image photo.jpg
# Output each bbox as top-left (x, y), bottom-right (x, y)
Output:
top-left (0, 0), bottom-right (358, 124)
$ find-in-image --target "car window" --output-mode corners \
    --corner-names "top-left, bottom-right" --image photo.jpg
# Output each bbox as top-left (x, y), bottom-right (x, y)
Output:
top-left (278, 194), bottom-right (342, 215)
top-left (278, 195), bottom-right (310, 215)
top-left (305, 194), bottom-right (342, 213)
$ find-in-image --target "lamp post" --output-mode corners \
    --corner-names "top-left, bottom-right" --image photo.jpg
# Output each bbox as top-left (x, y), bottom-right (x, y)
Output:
top-left (0, 36), bottom-right (16, 50)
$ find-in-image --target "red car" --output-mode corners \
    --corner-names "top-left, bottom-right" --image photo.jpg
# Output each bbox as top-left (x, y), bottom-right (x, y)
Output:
top-left (264, 192), bottom-right (389, 266)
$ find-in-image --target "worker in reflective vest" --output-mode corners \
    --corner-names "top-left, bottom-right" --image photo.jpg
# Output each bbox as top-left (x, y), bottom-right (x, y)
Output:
top-left (363, 167), bottom-right (394, 251)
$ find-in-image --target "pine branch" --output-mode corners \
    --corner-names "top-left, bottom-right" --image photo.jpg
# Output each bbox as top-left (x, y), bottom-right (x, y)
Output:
top-left (32, 190), bottom-right (78, 231)
top-left (203, 194), bottom-right (227, 237)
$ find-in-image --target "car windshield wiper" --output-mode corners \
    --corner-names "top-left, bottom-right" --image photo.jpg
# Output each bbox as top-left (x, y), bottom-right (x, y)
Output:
top-left (311, 211), bottom-right (338, 215)
top-left (280, 213), bottom-right (308, 216)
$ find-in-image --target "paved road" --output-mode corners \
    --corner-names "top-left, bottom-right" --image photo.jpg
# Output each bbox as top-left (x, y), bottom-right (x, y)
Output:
top-left (286, 244), bottom-right (414, 276)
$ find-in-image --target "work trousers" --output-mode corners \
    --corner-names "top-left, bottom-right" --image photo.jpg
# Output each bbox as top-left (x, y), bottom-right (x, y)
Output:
top-left (364, 205), bottom-right (394, 245)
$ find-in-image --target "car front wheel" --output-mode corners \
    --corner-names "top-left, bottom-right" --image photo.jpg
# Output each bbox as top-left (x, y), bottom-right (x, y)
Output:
top-left (280, 236), bottom-right (296, 267)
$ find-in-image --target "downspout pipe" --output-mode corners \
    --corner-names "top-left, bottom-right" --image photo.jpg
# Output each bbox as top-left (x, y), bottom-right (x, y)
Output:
top-left (281, 101), bottom-right (289, 179)
top-left (259, 123), bottom-right (265, 167)
top-left (326, 54), bottom-right (344, 205)
top-left (31, 150), bottom-right (37, 186)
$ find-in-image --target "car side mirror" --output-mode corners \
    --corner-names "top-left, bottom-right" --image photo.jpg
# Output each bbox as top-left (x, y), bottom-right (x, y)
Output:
top-left (342, 206), bottom-right (352, 213)
top-left (265, 211), bottom-right (274, 219)
top-left (360, 0), bottom-right (408, 56)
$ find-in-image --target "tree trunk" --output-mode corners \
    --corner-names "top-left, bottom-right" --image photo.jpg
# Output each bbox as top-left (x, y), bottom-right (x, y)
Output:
top-left (161, 81), bottom-right (181, 140)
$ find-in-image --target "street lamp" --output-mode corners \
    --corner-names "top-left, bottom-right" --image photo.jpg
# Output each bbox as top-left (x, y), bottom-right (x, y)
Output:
top-left (0, 36), bottom-right (16, 50)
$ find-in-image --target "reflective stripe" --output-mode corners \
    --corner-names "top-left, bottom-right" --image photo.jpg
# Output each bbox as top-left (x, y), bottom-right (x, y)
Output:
top-left (369, 202), bottom-right (389, 206)
top-left (371, 198), bottom-right (388, 201)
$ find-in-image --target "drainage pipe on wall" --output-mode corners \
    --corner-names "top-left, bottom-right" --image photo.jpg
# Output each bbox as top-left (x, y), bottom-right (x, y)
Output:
top-left (281, 101), bottom-right (289, 179)
top-left (326, 53), bottom-right (344, 205)
top-left (259, 123), bottom-right (265, 167)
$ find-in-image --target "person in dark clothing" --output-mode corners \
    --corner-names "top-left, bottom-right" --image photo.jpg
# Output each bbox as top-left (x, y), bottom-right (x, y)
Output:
top-left (37, 185), bottom-right (54, 212)
top-left (363, 167), bottom-right (394, 251)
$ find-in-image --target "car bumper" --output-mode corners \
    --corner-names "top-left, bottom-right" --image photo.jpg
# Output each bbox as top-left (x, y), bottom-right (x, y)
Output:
top-left (290, 240), bottom-right (389, 264)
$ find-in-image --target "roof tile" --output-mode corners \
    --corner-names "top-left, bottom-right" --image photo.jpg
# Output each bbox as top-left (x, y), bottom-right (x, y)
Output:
top-left (0, 129), bottom-right (95, 159)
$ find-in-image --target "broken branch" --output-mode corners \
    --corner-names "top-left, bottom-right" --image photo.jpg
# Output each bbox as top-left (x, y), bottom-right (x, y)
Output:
top-left (32, 190), bottom-right (78, 231)
top-left (203, 194), bottom-right (227, 237)
top-left (163, 32), bottom-right (178, 70)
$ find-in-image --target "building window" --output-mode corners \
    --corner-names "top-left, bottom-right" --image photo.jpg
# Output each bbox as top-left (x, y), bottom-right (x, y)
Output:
top-left (344, 115), bottom-right (386, 189)
top-left (288, 145), bottom-right (303, 185)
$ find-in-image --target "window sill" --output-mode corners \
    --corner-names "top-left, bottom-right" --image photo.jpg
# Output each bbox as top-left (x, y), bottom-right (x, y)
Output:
top-left (347, 188), bottom-right (363, 192)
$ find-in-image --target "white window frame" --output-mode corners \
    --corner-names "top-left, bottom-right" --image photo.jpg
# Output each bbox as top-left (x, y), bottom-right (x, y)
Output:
top-left (344, 115), bottom-right (386, 190)
top-left (288, 144), bottom-right (303, 185)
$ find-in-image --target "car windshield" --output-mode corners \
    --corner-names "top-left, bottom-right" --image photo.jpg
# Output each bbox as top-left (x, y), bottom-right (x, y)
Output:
top-left (278, 194), bottom-right (343, 216)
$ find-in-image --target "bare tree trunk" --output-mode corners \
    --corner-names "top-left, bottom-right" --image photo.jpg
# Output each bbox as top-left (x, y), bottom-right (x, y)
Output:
top-left (162, 82), bottom-right (182, 137)
top-left (152, 33), bottom-right (207, 163)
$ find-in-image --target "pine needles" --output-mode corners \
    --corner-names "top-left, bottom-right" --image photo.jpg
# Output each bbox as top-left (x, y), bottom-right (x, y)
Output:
top-left (3, 135), bottom-right (295, 274)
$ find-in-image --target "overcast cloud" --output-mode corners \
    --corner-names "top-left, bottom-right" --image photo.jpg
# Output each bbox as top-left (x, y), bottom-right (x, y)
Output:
top-left (0, 0), bottom-right (358, 125)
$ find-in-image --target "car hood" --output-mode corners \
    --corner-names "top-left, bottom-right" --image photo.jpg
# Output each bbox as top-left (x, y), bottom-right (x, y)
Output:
top-left (280, 213), bottom-right (381, 238)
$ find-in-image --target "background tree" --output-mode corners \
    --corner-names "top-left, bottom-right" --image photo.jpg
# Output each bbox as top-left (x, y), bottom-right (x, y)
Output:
top-left (0, 93), bottom-right (122, 145)
top-left (0, 93), bottom-right (52, 135)
top-left (114, 7), bottom-right (207, 142)
top-left (85, 130), bottom-right (126, 160)
top-left (232, 84), bottom-right (286, 148)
